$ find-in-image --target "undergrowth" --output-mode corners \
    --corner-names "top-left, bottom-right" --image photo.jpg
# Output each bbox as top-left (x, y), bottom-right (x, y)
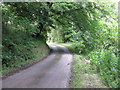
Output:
top-left (70, 54), bottom-right (107, 88)
top-left (2, 30), bottom-right (50, 75)
top-left (63, 43), bottom-right (119, 88)
top-left (87, 50), bottom-right (119, 88)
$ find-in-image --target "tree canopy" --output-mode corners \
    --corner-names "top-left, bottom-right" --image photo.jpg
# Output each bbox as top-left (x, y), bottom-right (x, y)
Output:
top-left (2, 2), bottom-right (118, 88)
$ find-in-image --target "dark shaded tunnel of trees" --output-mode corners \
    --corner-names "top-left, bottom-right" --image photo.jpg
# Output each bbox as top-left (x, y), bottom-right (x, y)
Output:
top-left (1, 2), bottom-right (119, 88)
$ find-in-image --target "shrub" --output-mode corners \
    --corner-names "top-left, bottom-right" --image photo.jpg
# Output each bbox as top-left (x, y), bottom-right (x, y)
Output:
top-left (87, 50), bottom-right (119, 88)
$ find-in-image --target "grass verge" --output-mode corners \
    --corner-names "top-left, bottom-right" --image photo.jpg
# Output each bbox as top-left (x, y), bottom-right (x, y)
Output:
top-left (70, 54), bottom-right (108, 88)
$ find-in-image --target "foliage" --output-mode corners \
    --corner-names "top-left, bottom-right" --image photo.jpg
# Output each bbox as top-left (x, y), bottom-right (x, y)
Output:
top-left (70, 54), bottom-right (107, 88)
top-left (2, 2), bottom-right (50, 75)
top-left (47, 2), bottom-right (118, 88)
top-left (87, 50), bottom-right (119, 88)
top-left (48, 2), bottom-right (118, 52)
top-left (1, 2), bottom-right (118, 88)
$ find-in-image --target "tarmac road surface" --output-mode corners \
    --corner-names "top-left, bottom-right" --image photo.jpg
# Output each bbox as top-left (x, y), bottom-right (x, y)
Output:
top-left (2, 44), bottom-right (73, 88)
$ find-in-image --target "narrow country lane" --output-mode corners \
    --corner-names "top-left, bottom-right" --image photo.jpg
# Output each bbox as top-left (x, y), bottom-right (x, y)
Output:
top-left (2, 44), bottom-right (73, 88)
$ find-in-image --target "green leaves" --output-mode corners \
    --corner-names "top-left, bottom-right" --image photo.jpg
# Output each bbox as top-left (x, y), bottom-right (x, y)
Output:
top-left (88, 50), bottom-right (119, 88)
top-left (2, 2), bottom-right (118, 88)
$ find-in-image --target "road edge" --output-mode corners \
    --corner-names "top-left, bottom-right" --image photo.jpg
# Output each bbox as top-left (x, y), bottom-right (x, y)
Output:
top-left (2, 51), bottom-right (52, 80)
